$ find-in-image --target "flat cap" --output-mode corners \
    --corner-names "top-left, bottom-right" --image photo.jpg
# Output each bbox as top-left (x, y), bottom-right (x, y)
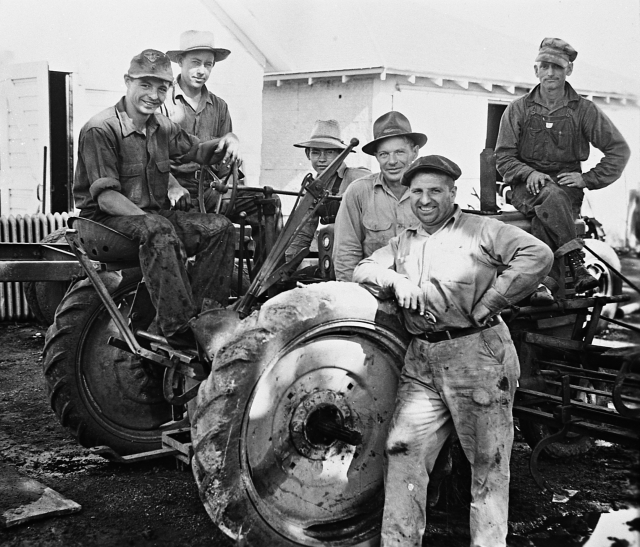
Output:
top-left (535, 37), bottom-right (577, 68)
top-left (127, 49), bottom-right (174, 83)
top-left (401, 155), bottom-right (462, 186)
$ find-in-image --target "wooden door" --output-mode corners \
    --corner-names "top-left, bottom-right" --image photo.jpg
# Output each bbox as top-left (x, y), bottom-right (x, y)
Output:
top-left (0, 61), bottom-right (51, 216)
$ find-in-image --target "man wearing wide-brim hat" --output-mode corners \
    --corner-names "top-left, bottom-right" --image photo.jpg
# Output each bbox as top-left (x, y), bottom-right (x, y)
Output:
top-left (161, 30), bottom-right (239, 208)
top-left (332, 111), bottom-right (427, 282)
top-left (163, 31), bottom-right (282, 269)
top-left (496, 37), bottom-right (630, 305)
top-left (285, 119), bottom-right (369, 264)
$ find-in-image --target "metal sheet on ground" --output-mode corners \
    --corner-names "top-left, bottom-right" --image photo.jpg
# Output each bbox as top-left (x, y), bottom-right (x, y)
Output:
top-left (0, 462), bottom-right (81, 528)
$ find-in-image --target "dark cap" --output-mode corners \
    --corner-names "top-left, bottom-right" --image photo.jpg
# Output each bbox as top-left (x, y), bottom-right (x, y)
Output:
top-left (362, 111), bottom-right (427, 156)
top-left (127, 49), bottom-right (174, 83)
top-left (535, 37), bottom-right (577, 69)
top-left (401, 155), bottom-right (462, 186)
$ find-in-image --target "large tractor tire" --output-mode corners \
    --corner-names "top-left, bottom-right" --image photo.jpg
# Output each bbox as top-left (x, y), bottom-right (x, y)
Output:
top-left (43, 269), bottom-right (175, 455)
top-left (24, 228), bottom-right (74, 326)
top-left (191, 282), bottom-right (408, 547)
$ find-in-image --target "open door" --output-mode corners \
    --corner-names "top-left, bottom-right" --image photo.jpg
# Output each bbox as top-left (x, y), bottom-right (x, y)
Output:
top-left (0, 61), bottom-right (51, 216)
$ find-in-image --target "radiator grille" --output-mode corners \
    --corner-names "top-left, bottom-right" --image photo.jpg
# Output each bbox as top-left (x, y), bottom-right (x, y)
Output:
top-left (0, 212), bottom-right (69, 321)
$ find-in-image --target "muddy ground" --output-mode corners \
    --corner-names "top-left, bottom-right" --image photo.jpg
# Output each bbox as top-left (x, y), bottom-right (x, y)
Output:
top-left (1, 259), bottom-right (639, 546)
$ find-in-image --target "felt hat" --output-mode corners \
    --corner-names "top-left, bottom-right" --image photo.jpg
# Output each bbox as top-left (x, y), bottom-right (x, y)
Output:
top-left (166, 30), bottom-right (230, 63)
top-left (535, 37), bottom-right (577, 68)
top-left (362, 111), bottom-right (427, 156)
top-left (293, 119), bottom-right (347, 149)
top-left (127, 49), bottom-right (174, 83)
top-left (401, 155), bottom-right (462, 186)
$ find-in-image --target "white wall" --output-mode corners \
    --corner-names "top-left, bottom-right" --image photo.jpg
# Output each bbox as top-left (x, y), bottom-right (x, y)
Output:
top-left (262, 74), bottom-right (638, 246)
top-left (0, 0), bottom-right (264, 192)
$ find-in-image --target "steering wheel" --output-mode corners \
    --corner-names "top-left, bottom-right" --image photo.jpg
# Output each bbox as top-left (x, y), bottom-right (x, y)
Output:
top-left (198, 161), bottom-right (239, 218)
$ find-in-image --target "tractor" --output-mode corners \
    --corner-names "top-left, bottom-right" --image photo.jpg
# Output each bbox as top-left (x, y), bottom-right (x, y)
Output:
top-left (34, 140), bottom-right (639, 546)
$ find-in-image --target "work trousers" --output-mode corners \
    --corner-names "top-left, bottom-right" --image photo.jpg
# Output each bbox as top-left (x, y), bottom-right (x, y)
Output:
top-left (381, 322), bottom-right (519, 547)
top-left (101, 210), bottom-right (235, 337)
top-left (510, 181), bottom-right (584, 287)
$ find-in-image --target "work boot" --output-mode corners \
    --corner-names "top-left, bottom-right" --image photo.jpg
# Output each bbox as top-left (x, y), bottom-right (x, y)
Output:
top-left (566, 250), bottom-right (599, 293)
top-left (530, 284), bottom-right (555, 306)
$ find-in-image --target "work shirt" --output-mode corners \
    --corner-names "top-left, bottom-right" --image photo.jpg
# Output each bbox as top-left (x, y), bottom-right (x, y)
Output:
top-left (353, 207), bottom-right (553, 334)
top-left (286, 163), bottom-right (370, 262)
top-left (333, 172), bottom-right (419, 282)
top-left (160, 76), bottom-right (232, 141)
top-left (74, 97), bottom-right (199, 222)
top-left (159, 76), bottom-right (233, 180)
top-left (496, 83), bottom-right (630, 190)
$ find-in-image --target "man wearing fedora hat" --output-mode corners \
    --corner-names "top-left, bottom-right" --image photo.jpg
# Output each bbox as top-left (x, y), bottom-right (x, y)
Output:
top-left (285, 119), bottom-right (369, 263)
top-left (496, 37), bottom-right (630, 305)
top-left (333, 111), bottom-right (426, 282)
top-left (73, 48), bottom-right (236, 349)
top-left (354, 155), bottom-right (552, 546)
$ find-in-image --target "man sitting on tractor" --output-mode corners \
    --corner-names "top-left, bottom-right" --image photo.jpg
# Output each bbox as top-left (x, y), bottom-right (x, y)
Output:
top-left (496, 37), bottom-right (630, 305)
top-left (285, 119), bottom-right (369, 264)
top-left (333, 111), bottom-right (426, 282)
top-left (73, 49), bottom-right (236, 349)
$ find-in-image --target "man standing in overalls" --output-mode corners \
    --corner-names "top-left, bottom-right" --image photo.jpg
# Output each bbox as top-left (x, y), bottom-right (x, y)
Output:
top-left (496, 38), bottom-right (630, 305)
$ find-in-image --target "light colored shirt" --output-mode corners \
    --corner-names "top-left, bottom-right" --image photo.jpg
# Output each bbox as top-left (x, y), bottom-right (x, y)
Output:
top-left (333, 172), bottom-right (419, 282)
top-left (353, 206), bottom-right (553, 334)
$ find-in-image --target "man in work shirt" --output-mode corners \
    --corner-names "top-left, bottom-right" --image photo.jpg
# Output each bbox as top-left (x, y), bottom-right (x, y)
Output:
top-left (496, 37), bottom-right (630, 304)
top-left (163, 30), bottom-right (238, 207)
top-left (333, 111), bottom-right (426, 281)
top-left (353, 155), bottom-right (553, 546)
top-left (164, 30), bottom-right (281, 268)
top-left (73, 49), bottom-right (236, 348)
top-left (285, 119), bottom-right (369, 263)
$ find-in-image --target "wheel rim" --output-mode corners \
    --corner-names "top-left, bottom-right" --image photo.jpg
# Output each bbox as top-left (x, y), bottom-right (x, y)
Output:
top-left (77, 283), bottom-right (172, 440)
top-left (241, 320), bottom-right (405, 546)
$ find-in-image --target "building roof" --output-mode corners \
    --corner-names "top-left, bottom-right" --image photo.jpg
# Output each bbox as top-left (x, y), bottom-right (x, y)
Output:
top-left (232, 0), bottom-right (638, 100)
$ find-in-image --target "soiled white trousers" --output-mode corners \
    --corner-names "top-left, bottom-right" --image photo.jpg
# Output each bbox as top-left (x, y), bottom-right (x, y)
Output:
top-left (381, 321), bottom-right (520, 547)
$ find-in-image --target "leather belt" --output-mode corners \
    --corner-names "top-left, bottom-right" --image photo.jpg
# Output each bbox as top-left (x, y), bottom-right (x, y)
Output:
top-left (416, 316), bottom-right (501, 343)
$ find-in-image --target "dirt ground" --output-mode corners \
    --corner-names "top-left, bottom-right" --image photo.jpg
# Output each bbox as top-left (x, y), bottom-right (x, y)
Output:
top-left (1, 259), bottom-right (639, 546)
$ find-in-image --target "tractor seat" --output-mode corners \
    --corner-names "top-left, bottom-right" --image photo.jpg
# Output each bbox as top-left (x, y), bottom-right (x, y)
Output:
top-left (68, 217), bottom-right (140, 265)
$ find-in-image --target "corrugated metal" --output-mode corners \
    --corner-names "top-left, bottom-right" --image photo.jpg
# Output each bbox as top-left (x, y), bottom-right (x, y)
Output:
top-left (0, 212), bottom-right (69, 321)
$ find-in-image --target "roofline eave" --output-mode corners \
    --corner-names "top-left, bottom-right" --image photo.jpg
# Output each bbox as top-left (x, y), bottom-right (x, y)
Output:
top-left (264, 66), bottom-right (639, 103)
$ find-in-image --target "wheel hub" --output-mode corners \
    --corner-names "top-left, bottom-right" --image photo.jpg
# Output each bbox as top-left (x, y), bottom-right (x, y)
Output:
top-left (289, 389), bottom-right (360, 461)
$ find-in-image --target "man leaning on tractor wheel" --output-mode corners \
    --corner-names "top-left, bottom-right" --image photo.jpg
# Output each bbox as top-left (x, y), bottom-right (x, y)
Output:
top-left (354, 155), bottom-right (553, 546)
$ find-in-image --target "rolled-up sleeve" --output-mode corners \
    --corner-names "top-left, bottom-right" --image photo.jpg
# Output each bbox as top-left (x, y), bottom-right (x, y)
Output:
top-left (79, 128), bottom-right (123, 201)
top-left (353, 237), bottom-right (405, 299)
